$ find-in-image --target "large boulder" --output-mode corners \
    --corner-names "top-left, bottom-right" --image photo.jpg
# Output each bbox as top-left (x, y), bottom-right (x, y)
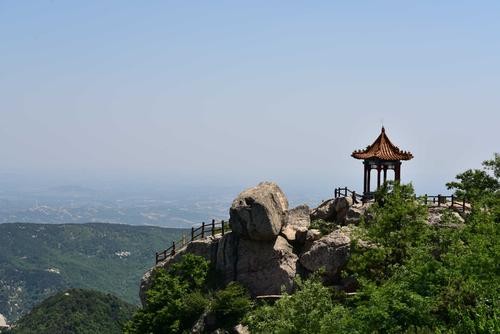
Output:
top-left (310, 197), bottom-right (354, 223)
top-left (333, 197), bottom-right (354, 224)
top-left (282, 205), bottom-right (311, 242)
top-left (299, 228), bottom-right (351, 281)
top-left (310, 199), bottom-right (336, 221)
top-left (236, 236), bottom-right (297, 296)
top-left (216, 232), bottom-right (240, 285)
top-left (216, 233), bottom-right (298, 296)
top-left (229, 182), bottom-right (288, 241)
top-left (303, 228), bottom-right (322, 251)
top-left (342, 202), bottom-right (372, 225)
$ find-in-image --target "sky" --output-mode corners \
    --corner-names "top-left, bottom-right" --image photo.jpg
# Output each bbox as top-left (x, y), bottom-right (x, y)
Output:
top-left (0, 1), bottom-right (499, 197)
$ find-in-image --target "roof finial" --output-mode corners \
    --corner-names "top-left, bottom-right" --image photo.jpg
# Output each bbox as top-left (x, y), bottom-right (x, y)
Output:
top-left (381, 118), bottom-right (385, 133)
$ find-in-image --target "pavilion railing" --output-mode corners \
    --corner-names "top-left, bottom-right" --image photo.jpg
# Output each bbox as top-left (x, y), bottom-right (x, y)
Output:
top-left (334, 187), bottom-right (365, 202)
top-left (334, 187), bottom-right (469, 212)
top-left (155, 219), bottom-right (229, 264)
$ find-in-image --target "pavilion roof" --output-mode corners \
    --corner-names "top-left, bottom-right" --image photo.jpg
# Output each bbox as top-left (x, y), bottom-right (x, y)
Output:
top-left (352, 127), bottom-right (413, 161)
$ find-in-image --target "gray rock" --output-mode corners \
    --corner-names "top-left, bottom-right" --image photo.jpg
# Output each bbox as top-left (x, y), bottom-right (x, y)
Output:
top-left (344, 205), bottom-right (366, 225)
top-left (303, 228), bottom-right (322, 251)
top-left (306, 229), bottom-right (322, 241)
top-left (216, 232), bottom-right (240, 285)
top-left (333, 197), bottom-right (354, 224)
top-left (234, 324), bottom-right (250, 334)
top-left (282, 205), bottom-right (311, 243)
top-left (185, 235), bottom-right (221, 264)
top-left (0, 313), bottom-right (8, 328)
top-left (285, 205), bottom-right (311, 229)
top-left (281, 225), bottom-right (308, 242)
top-left (310, 199), bottom-right (336, 221)
top-left (229, 182), bottom-right (288, 241)
top-left (236, 236), bottom-right (297, 296)
top-left (427, 207), bottom-right (465, 227)
top-left (139, 269), bottom-right (154, 306)
top-left (299, 228), bottom-right (351, 280)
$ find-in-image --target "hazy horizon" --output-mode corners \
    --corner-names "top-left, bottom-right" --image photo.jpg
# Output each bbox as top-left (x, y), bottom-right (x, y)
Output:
top-left (1, 1), bottom-right (499, 200)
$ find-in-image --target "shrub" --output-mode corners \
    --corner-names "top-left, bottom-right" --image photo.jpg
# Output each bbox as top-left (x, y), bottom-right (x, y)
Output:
top-left (211, 282), bottom-right (252, 330)
top-left (310, 219), bottom-right (334, 235)
top-left (124, 254), bottom-right (210, 334)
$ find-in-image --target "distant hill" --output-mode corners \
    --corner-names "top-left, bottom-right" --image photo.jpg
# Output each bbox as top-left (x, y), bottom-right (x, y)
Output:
top-left (0, 223), bottom-right (186, 322)
top-left (8, 289), bottom-right (136, 334)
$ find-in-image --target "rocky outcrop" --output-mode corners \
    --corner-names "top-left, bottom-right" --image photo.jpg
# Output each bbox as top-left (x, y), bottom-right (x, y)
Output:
top-left (229, 182), bottom-right (288, 241)
top-left (236, 236), bottom-right (297, 296)
top-left (427, 207), bottom-right (465, 227)
top-left (311, 197), bottom-right (372, 226)
top-left (216, 233), bottom-right (240, 285)
top-left (282, 204), bottom-right (310, 242)
top-left (141, 184), bottom-right (375, 306)
top-left (310, 199), bottom-right (336, 221)
top-left (299, 228), bottom-right (352, 281)
top-left (216, 233), bottom-right (297, 296)
top-left (333, 197), bottom-right (354, 223)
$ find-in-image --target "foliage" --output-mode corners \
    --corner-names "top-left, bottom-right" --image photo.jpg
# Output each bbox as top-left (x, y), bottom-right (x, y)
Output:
top-left (245, 164), bottom-right (500, 333)
top-left (347, 182), bottom-right (429, 282)
top-left (446, 153), bottom-right (500, 202)
top-left (9, 289), bottom-right (136, 334)
top-left (124, 254), bottom-right (210, 334)
top-left (211, 282), bottom-right (252, 330)
top-left (125, 254), bottom-right (253, 333)
top-left (309, 219), bottom-right (334, 235)
top-left (0, 222), bottom-right (185, 322)
top-left (482, 152), bottom-right (500, 179)
top-left (245, 276), bottom-right (344, 334)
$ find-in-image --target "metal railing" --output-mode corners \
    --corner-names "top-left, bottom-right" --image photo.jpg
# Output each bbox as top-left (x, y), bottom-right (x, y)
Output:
top-left (155, 219), bottom-right (229, 264)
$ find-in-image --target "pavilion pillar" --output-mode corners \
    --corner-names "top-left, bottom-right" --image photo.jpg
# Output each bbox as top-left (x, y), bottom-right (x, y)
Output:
top-left (363, 163), bottom-right (368, 194)
top-left (377, 165), bottom-right (381, 190)
top-left (383, 166), bottom-right (387, 183)
top-left (367, 166), bottom-right (371, 194)
top-left (395, 162), bottom-right (401, 182)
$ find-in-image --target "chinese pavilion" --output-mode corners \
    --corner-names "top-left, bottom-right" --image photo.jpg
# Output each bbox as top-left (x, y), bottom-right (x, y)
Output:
top-left (352, 127), bottom-right (413, 197)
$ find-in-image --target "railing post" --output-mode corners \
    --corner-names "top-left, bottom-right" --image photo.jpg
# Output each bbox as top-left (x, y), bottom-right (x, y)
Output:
top-left (221, 220), bottom-right (225, 235)
top-left (451, 195), bottom-right (455, 207)
top-left (155, 252), bottom-right (158, 264)
top-left (201, 222), bottom-right (205, 238)
top-left (171, 241), bottom-right (175, 256)
top-left (424, 194), bottom-right (427, 205)
top-left (344, 187), bottom-right (348, 197)
top-left (352, 191), bottom-right (356, 203)
top-left (463, 198), bottom-right (466, 211)
top-left (438, 194), bottom-right (441, 207)
top-left (191, 227), bottom-right (194, 241)
top-left (212, 219), bottom-right (215, 236)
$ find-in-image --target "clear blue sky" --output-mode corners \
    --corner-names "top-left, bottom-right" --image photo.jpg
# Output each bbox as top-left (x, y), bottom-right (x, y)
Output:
top-left (1, 1), bottom-right (499, 196)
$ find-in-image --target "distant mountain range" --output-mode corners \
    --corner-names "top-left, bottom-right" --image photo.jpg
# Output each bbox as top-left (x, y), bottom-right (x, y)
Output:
top-left (0, 185), bottom-right (232, 227)
top-left (0, 182), bottom-right (324, 227)
top-left (0, 223), bottom-right (185, 323)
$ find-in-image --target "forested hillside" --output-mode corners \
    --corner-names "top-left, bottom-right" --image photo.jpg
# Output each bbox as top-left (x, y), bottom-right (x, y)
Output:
top-left (7, 289), bottom-right (135, 334)
top-left (0, 223), bottom-right (185, 322)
